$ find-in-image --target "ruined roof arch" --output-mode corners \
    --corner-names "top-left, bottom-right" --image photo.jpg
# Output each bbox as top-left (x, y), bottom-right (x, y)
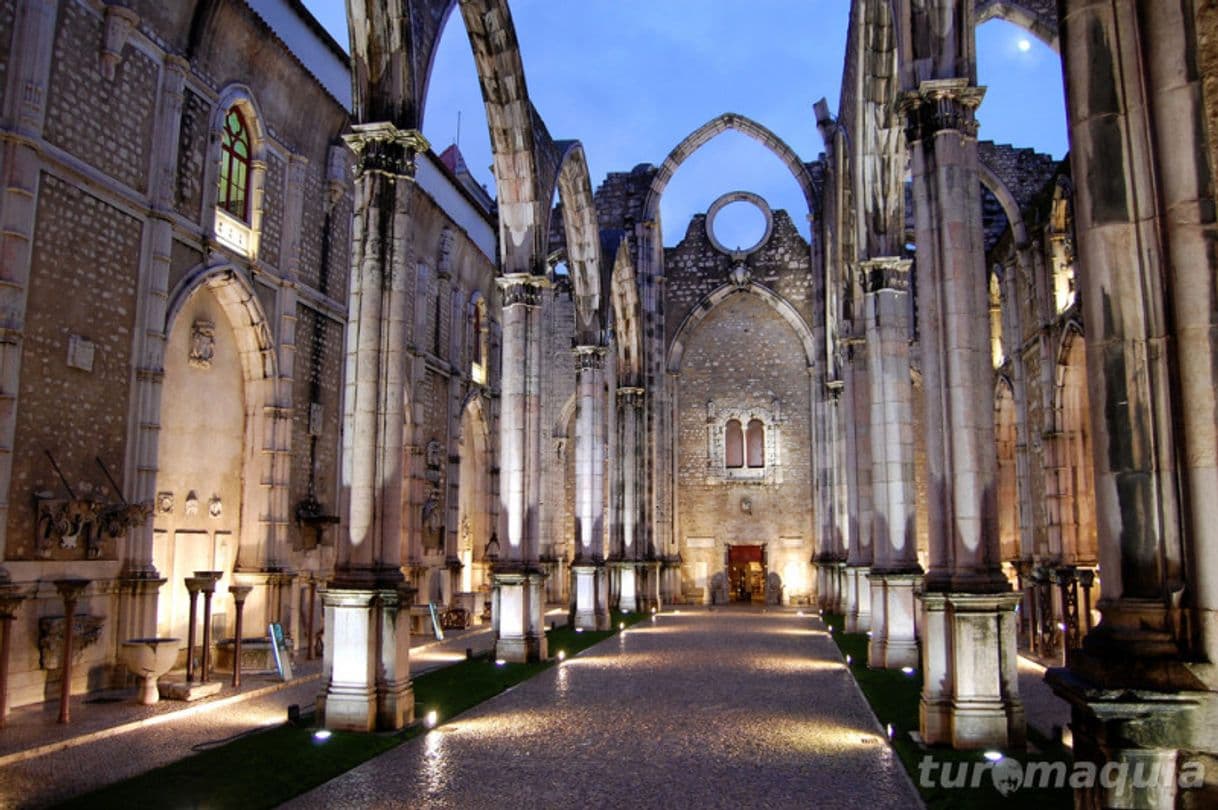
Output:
top-left (549, 141), bottom-right (604, 342)
top-left (974, 0), bottom-right (1059, 52)
top-left (642, 113), bottom-right (817, 227)
top-left (977, 158), bottom-right (1029, 248)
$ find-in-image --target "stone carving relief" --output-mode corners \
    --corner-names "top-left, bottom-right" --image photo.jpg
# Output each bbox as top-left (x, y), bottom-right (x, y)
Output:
top-left (189, 320), bottom-right (216, 369)
top-left (35, 496), bottom-right (150, 561)
top-left (208, 495), bottom-right (223, 519)
top-left (39, 614), bottom-right (105, 669)
top-left (184, 491), bottom-right (199, 517)
top-left (156, 492), bottom-right (174, 514)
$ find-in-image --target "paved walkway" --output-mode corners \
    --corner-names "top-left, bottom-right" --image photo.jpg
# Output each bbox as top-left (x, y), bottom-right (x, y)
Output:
top-left (0, 618), bottom-right (512, 810)
top-left (288, 608), bottom-right (922, 809)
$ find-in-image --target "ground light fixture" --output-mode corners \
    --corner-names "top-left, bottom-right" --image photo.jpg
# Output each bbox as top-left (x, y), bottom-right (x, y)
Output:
top-left (424, 710), bottom-right (438, 729)
top-left (984, 750), bottom-right (1004, 762)
top-left (575, 627), bottom-right (585, 633)
top-left (845, 654), bottom-right (853, 665)
top-left (901, 666), bottom-right (915, 676)
top-left (557, 650), bottom-right (566, 661)
top-left (886, 724), bottom-right (894, 739)
top-left (619, 622), bottom-right (625, 630)
top-left (313, 730), bottom-right (332, 742)
top-left (495, 658), bottom-right (506, 666)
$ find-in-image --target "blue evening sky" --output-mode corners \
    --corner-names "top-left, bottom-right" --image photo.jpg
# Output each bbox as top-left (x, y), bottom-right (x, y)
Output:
top-left (300, 2), bottom-right (1067, 248)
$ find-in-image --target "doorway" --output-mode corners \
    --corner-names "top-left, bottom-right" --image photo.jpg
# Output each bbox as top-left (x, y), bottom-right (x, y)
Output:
top-left (727, 544), bottom-right (766, 603)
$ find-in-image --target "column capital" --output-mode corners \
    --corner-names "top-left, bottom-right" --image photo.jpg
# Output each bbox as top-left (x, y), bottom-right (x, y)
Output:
top-left (900, 78), bottom-right (986, 141)
top-left (497, 273), bottom-right (549, 308)
top-left (617, 386), bottom-right (645, 406)
top-left (859, 257), bottom-right (913, 294)
top-left (343, 123), bottom-right (430, 179)
top-left (573, 345), bottom-right (606, 370)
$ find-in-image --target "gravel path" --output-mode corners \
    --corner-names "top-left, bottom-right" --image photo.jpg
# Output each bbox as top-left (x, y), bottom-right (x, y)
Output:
top-left (287, 608), bottom-right (922, 809)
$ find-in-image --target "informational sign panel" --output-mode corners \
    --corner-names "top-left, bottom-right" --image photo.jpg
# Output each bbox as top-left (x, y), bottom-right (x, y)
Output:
top-left (428, 603), bottom-right (445, 641)
top-left (269, 622), bottom-right (293, 681)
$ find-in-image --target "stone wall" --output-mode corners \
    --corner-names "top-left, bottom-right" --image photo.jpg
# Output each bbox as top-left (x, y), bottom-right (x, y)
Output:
top-left (43, 1), bottom-right (157, 193)
top-left (7, 174), bottom-right (140, 559)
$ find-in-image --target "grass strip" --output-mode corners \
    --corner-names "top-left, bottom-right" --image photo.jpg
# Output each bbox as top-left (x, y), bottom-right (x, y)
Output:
top-left (821, 612), bottom-right (1073, 810)
top-left (57, 610), bottom-right (648, 810)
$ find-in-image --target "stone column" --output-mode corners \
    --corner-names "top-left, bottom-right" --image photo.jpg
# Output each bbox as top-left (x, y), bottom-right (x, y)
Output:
top-left (319, 123), bottom-right (425, 732)
top-left (1043, 3), bottom-right (1218, 805)
top-left (861, 258), bottom-right (921, 670)
top-left (0, 585), bottom-right (26, 727)
top-left (492, 275), bottom-right (548, 662)
top-left (571, 346), bottom-right (606, 630)
top-left (842, 335), bottom-right (872, 632)
top-left (902, 78), bottom-right (1023, 749)
top-left (0, 0), bottom-right (58, 568)
top-left (617, 386), bottom-right (644, 615)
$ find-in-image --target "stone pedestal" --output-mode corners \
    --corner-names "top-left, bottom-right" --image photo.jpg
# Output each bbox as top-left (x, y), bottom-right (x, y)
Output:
top-left (1046, 663), bottom-right (1218, 809)
top-left (492, 567), bottom-right (547, 662)
top-left (571, 562), bottom-right (601, 631)
top-left (845, 565), bottom-right (871, 632)
top-left (319, 585), bottom-right (415, 732)
top-left (868, 573), bottom-right (920, 669)
top-left (618, 563), bottom-right (638, 613)
top-left (920, 591), bottom-right (1024, 749)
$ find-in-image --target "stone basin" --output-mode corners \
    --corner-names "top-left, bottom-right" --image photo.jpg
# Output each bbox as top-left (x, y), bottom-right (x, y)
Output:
top-left (120, 638), bottom-right (181, 705)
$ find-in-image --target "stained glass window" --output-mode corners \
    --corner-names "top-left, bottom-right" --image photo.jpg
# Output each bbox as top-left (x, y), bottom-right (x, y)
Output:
top-left (217, 107), bottom-right (251, 220)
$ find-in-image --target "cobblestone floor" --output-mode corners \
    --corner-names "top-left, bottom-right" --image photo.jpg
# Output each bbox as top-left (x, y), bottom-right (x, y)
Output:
top-left (289, 608), bottom-right (922, 809)
top-left (0, 619), bottom-right (507, 809)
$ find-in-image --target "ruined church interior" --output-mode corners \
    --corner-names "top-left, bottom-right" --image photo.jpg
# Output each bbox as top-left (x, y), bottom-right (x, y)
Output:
top-left (1, 0), bottom-right (1218, 807)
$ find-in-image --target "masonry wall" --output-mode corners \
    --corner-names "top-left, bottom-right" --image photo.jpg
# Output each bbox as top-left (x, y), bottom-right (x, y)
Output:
top-left (664, 212), bottom-right (816, 604)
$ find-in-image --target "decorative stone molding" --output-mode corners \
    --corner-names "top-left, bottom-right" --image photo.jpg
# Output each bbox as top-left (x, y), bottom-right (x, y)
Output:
top-left (573, 345), bottom-right (606, 371)
top-left (38, 614), bottom-right (104, 669)
top-left (33, 496), bottom-right (150, 561)
top-left (99, 5), bottom-right (139, 81)
top-left (705, 191), bottom-right (773, 259)
top-left (859, 258), bottom-right (912, 294)
top-left (188, 320), bottom-right (215, 368)
top-left (901, 79), bottom-right (986, 142)
top-left (617, 386), bottom-right (645, 408)
top-left (497, 274), bottom-right (549, 308)
top-left (342, 122), bottom-right (430, 179)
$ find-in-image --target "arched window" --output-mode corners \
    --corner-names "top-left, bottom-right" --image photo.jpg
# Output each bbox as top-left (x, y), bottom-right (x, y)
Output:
top-left (746, 419), bottom-right (765, 468)
top-left (218, 107), bottom-right (251, 221)
top-left (725, 419), bottom-right (744, 468)
top-left (470, 296), bottom-right (488, 385)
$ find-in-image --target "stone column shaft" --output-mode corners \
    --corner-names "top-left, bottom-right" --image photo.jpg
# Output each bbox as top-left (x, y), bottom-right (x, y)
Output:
top-left (862, 259), bottom-right (921, 670)
top-left (902, 76), bottom-right (1021, 748)
top-left (321, 123), bottom-right (427, 732)
top-left (492, 274), bottom-right (548, 661)
top-left (0, 0), bottom-right (59, 565)
top-left (843, 332), bottom-right (872, 632)
top-left (571, 346), bottom-right (606, 630)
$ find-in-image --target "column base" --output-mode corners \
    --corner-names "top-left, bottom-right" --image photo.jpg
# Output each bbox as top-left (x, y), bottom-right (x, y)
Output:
top-left (618, 563), bottom-right (639, 613)
top-left (868, 571), bottom-right (921, 670)
top-left (571, 562), bottom-right (602, 631)
top-left (1046, 665), bottom-right (1218, 809)
top-left (845, 565), bottom-right (872, 632)
top-left (492, 566), bottom-right (548, 663)
top-left (919, 590), bottom-right (1024, 750)
top-left (319, 583), bottom-right (415, 732)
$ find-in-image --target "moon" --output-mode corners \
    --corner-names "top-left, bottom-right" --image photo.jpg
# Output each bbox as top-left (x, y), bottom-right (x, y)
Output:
top-left (1017, 38), bottom-right (1032, 52)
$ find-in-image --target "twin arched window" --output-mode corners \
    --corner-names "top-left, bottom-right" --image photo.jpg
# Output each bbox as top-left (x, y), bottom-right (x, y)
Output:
top-left (725, 419), bottom-right (765, 469)
top-left (217, 107), bottom-right (251, 221)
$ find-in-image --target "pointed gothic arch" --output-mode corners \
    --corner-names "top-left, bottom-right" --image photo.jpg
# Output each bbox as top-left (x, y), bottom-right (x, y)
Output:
top-left (550, 140), bottom-right (604, 342)
top-left (974, 0), bottom-right (1059, 52)
top-left (667, 283), bottom-right (817, 374)
top-left (642, 113), bottom-right (818, 226)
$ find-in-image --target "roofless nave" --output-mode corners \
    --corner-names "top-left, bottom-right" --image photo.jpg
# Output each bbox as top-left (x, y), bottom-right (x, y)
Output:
top-left (0, 2), bottom-right (1216, 807)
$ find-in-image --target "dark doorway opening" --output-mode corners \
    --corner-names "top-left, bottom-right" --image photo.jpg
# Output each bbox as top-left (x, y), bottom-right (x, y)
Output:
top-left (727, 544), bottom-right (766, 603)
